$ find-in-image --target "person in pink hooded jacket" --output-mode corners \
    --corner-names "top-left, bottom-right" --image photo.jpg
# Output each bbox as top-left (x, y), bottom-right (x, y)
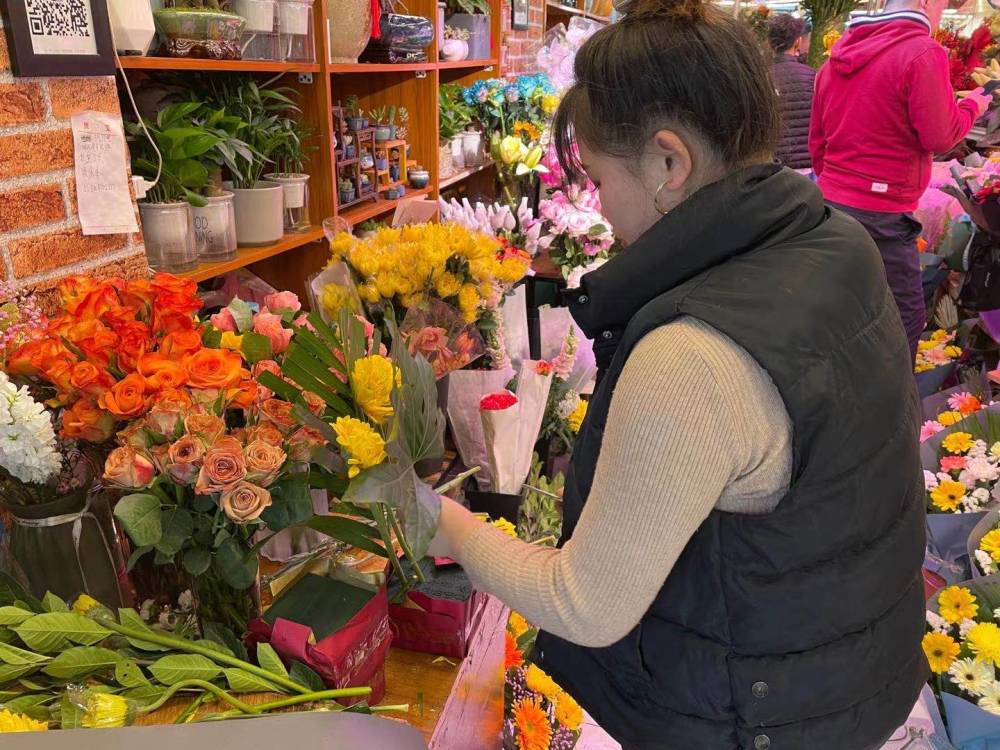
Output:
top-left (809, 0), bottom-right (991, 359)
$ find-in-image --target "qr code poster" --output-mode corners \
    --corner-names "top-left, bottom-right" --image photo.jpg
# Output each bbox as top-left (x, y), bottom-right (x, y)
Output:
top-left (25, 0), bottom-right (98, 56)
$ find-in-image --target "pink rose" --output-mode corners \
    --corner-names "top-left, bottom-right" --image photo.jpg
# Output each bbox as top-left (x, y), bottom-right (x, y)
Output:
top-left (253, 310), bottom-right (293, 355)
top-left (292, 314), bottom-right (315, 332)
top-left (220, 482), bottom-right (272, 523)
top-left (210, 308), bottom-right (238, 333)
top-left (264, 291), bottom-right (302, 313)
top-left (287, 426), bottom-right (326, 462)
top-left (103, 446), bottom-right (156, 489)
top-left (244, 440), bottom-right (287, 486)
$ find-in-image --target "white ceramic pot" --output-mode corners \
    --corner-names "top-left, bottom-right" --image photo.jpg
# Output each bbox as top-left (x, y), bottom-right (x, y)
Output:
top-left (191, 192), bottom-right (237, 261)
top-left (462, 130), bottom-right (483, 167)
top-left (450, 135), bottom-right (466, 170)
top-left (441, 38), bottom-right (469, 61)
top-left (233, 0), bottom-right (276, 32)
top-left (139, 202), bottom-right (198, 273)
top-left (224, 180), bottom-right (284, 246)
top-left (279, 0), bottom-right (311, 35)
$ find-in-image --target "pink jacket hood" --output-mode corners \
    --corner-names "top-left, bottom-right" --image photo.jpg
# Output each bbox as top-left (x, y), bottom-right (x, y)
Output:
top-left (830, 20), bottom-right (932, 76)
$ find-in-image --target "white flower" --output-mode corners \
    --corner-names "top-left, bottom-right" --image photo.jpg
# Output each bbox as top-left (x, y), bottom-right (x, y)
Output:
top-left (0, 372), bottom-right (60, 486)
top-left (980, 682), bottom-right (1000, 715)
top-left (966, 457), bottom-right (1000, 484)
top-left (951, 658), bottom-right (995, 697)
top-left (924, 470), bottom-right (940, 491)
top-left (927, 610), bottom-right (949, 633)
top-left (977, 549), bottom-right (998, 575)
top-left (974, 487), bottom-right (992, 503)
top-left (961, 618), bottom-right (979, 638)
top-left (557, 391), bottom-right (581, 420)
top-left (177, 590), bottom-right (194, 612)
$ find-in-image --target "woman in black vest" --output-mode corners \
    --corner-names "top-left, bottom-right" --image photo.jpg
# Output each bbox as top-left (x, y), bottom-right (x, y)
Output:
top-left (429, 0), bottom-right (927, 746)
top-left (769, 13), bottom-right (816, 170)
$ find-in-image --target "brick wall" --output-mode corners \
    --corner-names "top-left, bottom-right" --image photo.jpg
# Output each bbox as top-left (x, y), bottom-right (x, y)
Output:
top-left (0, 20), bottom-right (147, 306)
top-left (502, 0), bottom-right (545, 75)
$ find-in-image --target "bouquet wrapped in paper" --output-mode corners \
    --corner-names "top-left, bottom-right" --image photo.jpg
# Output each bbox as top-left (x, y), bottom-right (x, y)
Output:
top-left (400, 299), bottom-right (486, 380)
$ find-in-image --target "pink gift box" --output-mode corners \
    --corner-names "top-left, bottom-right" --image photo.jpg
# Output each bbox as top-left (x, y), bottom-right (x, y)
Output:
top-left (389, 587), bottom-right (490, 659)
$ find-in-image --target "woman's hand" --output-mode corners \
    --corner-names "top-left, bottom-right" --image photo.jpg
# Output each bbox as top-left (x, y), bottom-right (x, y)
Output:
top-left (427, 495), bottom-right (480, 560)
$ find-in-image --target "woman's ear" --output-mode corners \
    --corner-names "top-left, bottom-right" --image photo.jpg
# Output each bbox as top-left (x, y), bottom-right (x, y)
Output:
top-left (651, 129), bottom-right (694, 195)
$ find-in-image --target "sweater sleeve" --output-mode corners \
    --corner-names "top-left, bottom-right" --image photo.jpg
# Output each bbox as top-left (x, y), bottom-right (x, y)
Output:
top-left (809, 66), bottom-right (827, 176)
top-left (907, 45), bottom-right (979, 154)
top-left (455, 321), bottom-right (772, 648)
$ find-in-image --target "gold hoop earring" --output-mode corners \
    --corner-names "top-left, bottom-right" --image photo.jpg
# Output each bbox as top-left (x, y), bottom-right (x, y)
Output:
top-left (654, 180), bottom-right (671, 216)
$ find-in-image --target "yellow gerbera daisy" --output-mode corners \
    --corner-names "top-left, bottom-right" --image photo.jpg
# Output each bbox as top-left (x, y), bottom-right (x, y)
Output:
top-left (939, 585), bottom-right (979, 624)
top-left (525, 664), bottom-right (560, 701)
top-left (938, 411), bottom-right (964, 427)
top-left (0, 710), bottom-right (48, 732)
top-left (969, 622), bottom-right (1000, 666)
top-left (942, 432), bottom-right (975, 454)
top-left (554, 690), bottom-right (583, 731)
top-left (930, 480), bottom-right (967, 513)
top-left (982, 529), bottom-right (1000, 563)
top-left (922, 631), bottom-right (960, 674)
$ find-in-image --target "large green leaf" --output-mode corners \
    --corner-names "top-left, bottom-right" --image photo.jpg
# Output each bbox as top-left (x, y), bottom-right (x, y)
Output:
top-left (0, 663), bottom-right (40, 685)
top-left (0, 606), bottom-right (34, 626)
top-left (255, 642), bottom-right (288, 680)
top-left (122, 685), bottom-right (167, 706)
top-left (41, 592), bottom-right (68, 613)
top-left (4, 694), bottom-right (53, 721)
top-left (117, 609), bottom-right (170, 652)
top-left (115, 659), bottom-right (151, 688)
top-left (0, 641), bottom-right (50, 666)
top-left (223, 668), bottom-right (286, 694)
top-left (202, 622), bottom-right (248, 662)
top-left (260, 476), bottom-right (314, 532)
top-left (289, 661), bottom-right (325, 692)
top-left (114, 494), bottom-right (164, 548)
top-left (42, 646), bottom-right (122, 679)
top-left (305, 516), bottom-right (387, 558)
top-left (183, 547), bottom-right (212, 577)
top-left (149, 654), bottom-right (221, 685)
top-left (13, 613), bottom-right (110, 653)
top-left (214, 537), bottom-right (257, 590)
top-left (156, 507), bottom-right (194, 556)
top-left (228, 298), bottom-right (254, 334)
top-left (0, 573), bottom-right (40, 611)
top-left (240, 331), bottom-right (273, 364)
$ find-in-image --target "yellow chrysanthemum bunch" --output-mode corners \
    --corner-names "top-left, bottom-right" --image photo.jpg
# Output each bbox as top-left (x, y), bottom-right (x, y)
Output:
top-left (567, 399), bottom-right (588, 434)
top-left (351, 355), bottom-right (400, 424)
top-left (333, 416), bottom-right (388, 478)
top-left (328, 223), bottom-right (529, 323)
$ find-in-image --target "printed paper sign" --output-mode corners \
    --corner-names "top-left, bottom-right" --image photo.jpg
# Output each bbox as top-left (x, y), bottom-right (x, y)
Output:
top-left (71, 111), bottom-right (139, 235)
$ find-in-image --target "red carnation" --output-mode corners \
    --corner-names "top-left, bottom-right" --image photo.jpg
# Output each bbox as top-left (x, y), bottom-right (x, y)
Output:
top-left (480, 391), bottom-right (519, 411)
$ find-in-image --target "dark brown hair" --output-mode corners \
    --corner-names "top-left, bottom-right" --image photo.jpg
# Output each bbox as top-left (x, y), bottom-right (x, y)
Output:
top-left (554, 0), bottom-right (780, 183)
top-left (768, 13), bottom-right (806, 54)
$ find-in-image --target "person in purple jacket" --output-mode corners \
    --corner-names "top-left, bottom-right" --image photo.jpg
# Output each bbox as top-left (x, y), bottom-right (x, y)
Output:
top-left (769, 14), bottom-right (815, 170)
top-left (810, 0), bottom-right (992, 359)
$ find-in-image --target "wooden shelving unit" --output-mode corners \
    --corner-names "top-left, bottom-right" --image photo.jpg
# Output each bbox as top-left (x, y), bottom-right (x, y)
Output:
top-left (117, 0), bottom-right (504, 286)
top-left (440, 161), bottom-right (493, 189)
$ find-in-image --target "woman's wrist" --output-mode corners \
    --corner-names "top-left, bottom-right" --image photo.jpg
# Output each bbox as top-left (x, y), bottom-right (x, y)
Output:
top-left (429, 495), bottom-right (480, 560)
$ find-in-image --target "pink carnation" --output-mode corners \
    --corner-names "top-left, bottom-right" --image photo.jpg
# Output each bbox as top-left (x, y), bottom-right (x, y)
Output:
top-left (941, 455), bottom-right (968, 473)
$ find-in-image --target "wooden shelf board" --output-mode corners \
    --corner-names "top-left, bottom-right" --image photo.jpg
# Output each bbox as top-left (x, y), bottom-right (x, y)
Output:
top-left (544, 0), bottom-right (609, 21)
top-left (178, 228), bottom-right (325, 282)
top-left (327, 62), bottom-right (435, 73)
top-left (437, 58), bottom-right (498, 70)
top-left (340, 187), bottom-right (433, 224)
top-left (439, 161), bottom-right (494, 188)
top-left (117, 56), bottom-right (321, 73)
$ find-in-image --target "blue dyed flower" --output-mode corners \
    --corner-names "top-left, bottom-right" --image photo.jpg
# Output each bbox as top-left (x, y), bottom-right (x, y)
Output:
top-left (504, 86), bottom-right (520, 102)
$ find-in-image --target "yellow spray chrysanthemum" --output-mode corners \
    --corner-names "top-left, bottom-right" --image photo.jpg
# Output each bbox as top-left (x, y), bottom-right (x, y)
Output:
top-left (541, 94), bottom-right (560, 115)
top-left (72, 594), bottom-right (99, 615)
top-left (939, 585), bottom-right (979, 624)
top-left (968, 622), bottom-right (1000, 666)
top-left (568, 399), bottom-right (588, 434)
top-left (493, 517), bottom-right (517, 537)
top-left (81, 693), bottom-right (132, 729)
top-left (554, 690), bottom-right (583, 731)
top-left (931, 480), bottom-right (967, 513)
top-left (320, 283), bottom-right (359, 319)
top-left (434, 271), bottom-right (462, 300)
top-left (922, 631), bottom-right (960, 674)
top-left (0, 710), bottom-right (47, 733)
top-left (333, 416), bottom-right (387, 479)
top-left (942, 432), bottom-right (975, 454)
top-left (982, 529), bottom-right (1000, 563)
top-left (351, 355), bottom-right (398, 424)
top-left (525, 664), bottom-right (560, 701)
top-left (938, 411), bottom-right (964, 427)
top-left (509, 612), bottom-right (531, 639)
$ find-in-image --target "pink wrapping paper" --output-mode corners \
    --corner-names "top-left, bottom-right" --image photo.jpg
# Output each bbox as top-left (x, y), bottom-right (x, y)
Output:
top-left (388, 589), bottom-right (490, 658)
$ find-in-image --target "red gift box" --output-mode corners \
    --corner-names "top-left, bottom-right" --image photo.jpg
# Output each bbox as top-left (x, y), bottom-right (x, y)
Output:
top-left (389, 587), bottom-right (490, 659)
top-left (248, 583), bottom-right (392, 705)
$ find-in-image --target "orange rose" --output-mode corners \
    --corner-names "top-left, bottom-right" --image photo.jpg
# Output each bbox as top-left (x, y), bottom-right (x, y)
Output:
top-left (302, 391), bottom-right (326, 416)
top-left (220, 482), bottom-right (272, 523)
top-left (61, 399), bottom-right (116, 443)
top-left (245, 440), bottom-right (286, 486)
top-left (58, 276), bottom-right (102, 314)
top-left (99, 303), bottom-right (141, 333)
top-left (152, 387), bottom-right (193, 410)
top-left (68, 321), bottom-right (119, 368)
top-left (186, 349), bottom-right (244, 390)
top-left (155, 290), bottom-right (203, 316)
top-left (8, 338), bottom-right (68, 377)
top-left (115, 321), bottom-right (152, 373)
top-left (227, 379), bottom-right (259, 411)
top-left (68, 362), bottom-right (115, 398)
top-left (160, 330), bottom-right (203, 359)
top-left (118, 420), bottom-right (151, 450)
top-left (257, 399), bottom-right (298, 434)
top-left (246, 422), bottom-right (285, 447)
top-left (151, 273), bottom-right (199, 300)
top-left (287, 426), bottom-right (326, 462)
top-left (194, 439), bottom-right (247, 495)
top-left (74, 284), bottom-right (125, 323)
top-left (185, 414), bottom-right (226, 445)
top-left (137, 353), bottom-right (188, 392)
top-left (42, 357), bottom-right (77, 396)
top-left (103, 446), bottom-right (155, 489)
top-left (166, 435), bottom-right (204, 485)
top-left (99, 373), bottom-right (149, 419)
top-left (189, 388), bottom-right (223, 411)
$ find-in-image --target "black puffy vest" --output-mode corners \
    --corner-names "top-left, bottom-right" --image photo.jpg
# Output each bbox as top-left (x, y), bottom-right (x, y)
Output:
top-left (772, 54), bottom-right (817, 170)
top-left (533, 166), bottom-right (927, 750)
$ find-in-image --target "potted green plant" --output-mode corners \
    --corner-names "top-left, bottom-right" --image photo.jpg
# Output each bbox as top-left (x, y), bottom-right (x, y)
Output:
top-left (371, 106), bottom-right (393, 142)
top-left (264, 119), bottom-right (316, 232)
top-left (339, 177), bottom-right (356, 204)
top-left (444, 0), bottom-right (490, 60)
top-left (440, 84), bottom-right (473, 173)
top-left (357, 219), bottom-right (381, 239)
top-left (127, 102), bottom-right (224, 273)
top-left (154, 0), bottom-right (246, 59)
top-left (345, 95), bottom-right (366, 131)
top-left (396, 107), bottom-right (410, 140)
top-left (441, 25), bottom-right (470, 62)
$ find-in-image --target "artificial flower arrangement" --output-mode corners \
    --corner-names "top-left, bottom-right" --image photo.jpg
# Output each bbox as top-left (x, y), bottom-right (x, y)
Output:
top-left (503, 610), bottom-right (583, 750)
top-left (922, 578), bottom-right (1000, 746)
top-left (0, 584), bottom-right (399, 732)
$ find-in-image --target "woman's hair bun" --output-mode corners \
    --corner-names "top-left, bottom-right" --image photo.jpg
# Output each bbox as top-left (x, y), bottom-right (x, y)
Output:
top-left (615, 0), bottom-right (704, 21)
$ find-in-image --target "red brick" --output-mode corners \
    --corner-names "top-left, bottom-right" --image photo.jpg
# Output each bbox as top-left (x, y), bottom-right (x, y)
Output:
top-left (0, 83), bottom-right (45, 125)
top-left (9, 229), bottom-right (127, 278)
top-left (0, 184), bottom-right (66, 232)
top-left (0, 130), bottom-right (74, 179)
top-left (49, 77), bottom-right (120, 119)
top-left (0, 35), bottom-right (9, 72)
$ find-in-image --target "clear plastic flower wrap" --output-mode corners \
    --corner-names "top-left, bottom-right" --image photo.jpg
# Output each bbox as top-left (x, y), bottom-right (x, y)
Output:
top-left (400, 299), bottom-right (486, 380)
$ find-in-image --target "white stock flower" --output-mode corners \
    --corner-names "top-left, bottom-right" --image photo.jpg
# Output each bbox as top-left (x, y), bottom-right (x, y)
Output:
top-left (924, 470), bottom-right (940, 490)
top-left (966, 456), bottom-right (999, 484)
top-left (926, 610), bottom-right (949, 633)
top-left (977, 549), bottom-right (998, 575)
top-left (0, 372), bottom-right (60, 486)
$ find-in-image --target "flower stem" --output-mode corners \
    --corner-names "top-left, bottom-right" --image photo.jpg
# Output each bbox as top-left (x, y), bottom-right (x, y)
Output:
top-left (251, 687), bottom-right (372, 712)
top-left (387, 506), bottom-right (425, 585)
top-left (371, 503), bottom-right (407, 585)
top-left (139, 680), bottom-right (258, 716)
top-left (174, 692), bottom-right (210, 724)
top-left (371, 704), bottom-right (409, 714)
top-left (99, 620), bottom-right (311, 695)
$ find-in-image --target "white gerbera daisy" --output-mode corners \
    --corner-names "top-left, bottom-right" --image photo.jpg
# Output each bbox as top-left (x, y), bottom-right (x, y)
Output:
top-left (952, 659), bottom-right (996, 698)
top-left (979, 682), bottom-right (1000, 714)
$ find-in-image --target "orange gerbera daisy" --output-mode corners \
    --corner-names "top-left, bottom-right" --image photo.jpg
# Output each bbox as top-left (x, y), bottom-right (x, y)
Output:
top-left (505, 632), bottom-right (524, 670)
top-left (512, 696), bottom-right (551, 750)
